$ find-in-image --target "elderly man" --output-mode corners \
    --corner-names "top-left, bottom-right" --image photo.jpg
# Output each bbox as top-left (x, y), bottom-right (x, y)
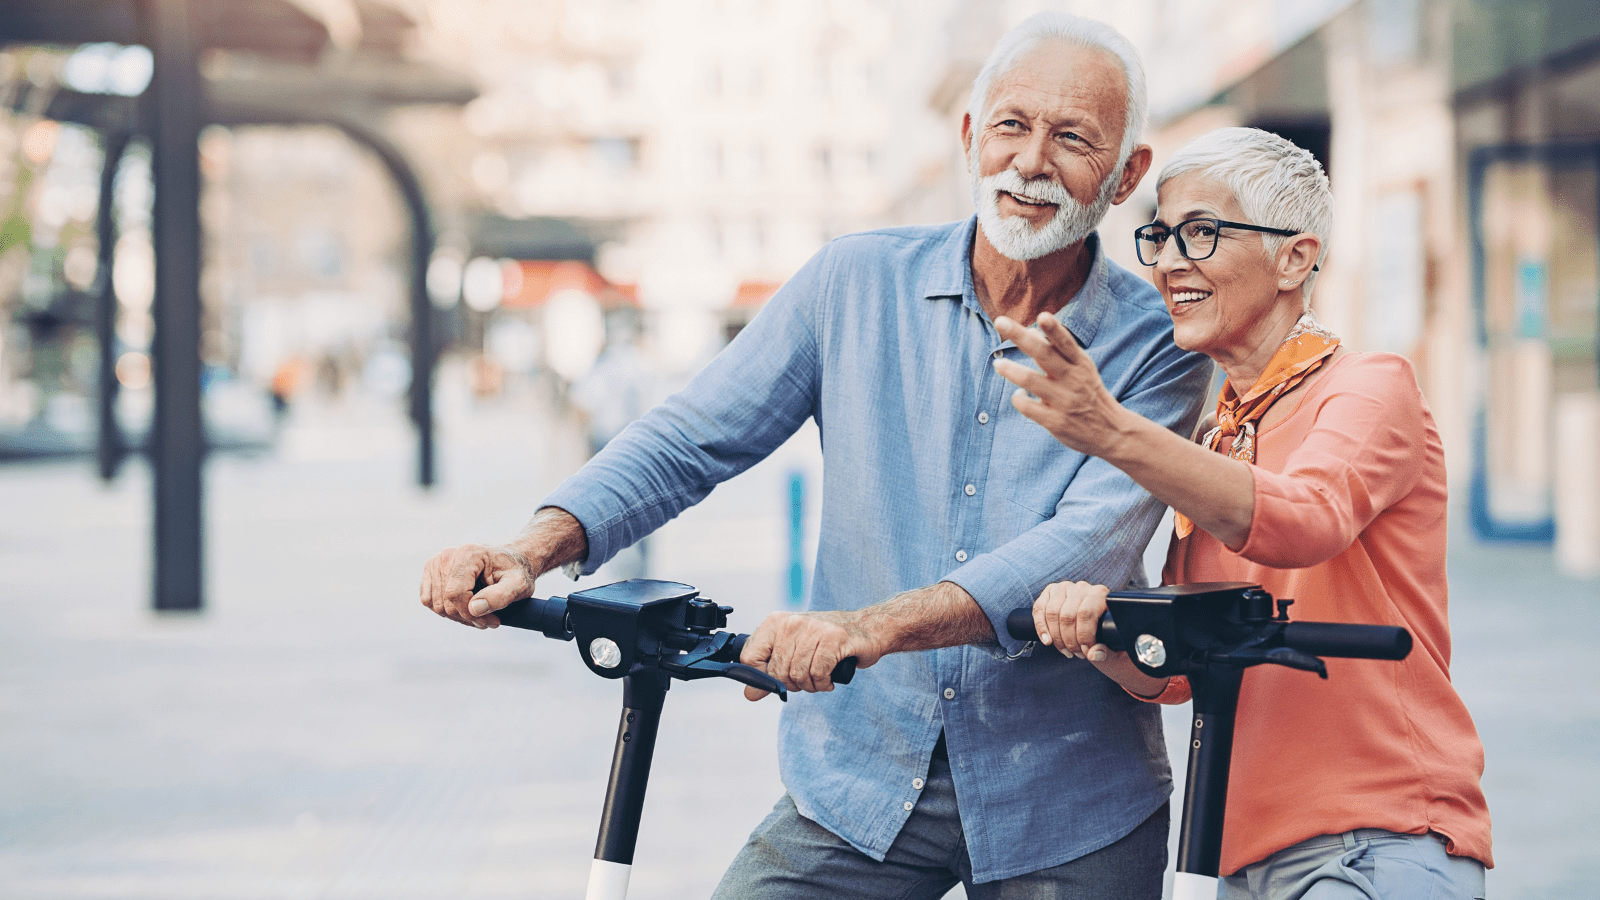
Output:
top-left (420, 11), bottom-right (1210, 899)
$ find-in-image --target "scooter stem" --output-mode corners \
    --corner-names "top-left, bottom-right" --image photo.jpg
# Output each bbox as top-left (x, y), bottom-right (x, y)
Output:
top-left (587, 670), bottom-right (670, 900)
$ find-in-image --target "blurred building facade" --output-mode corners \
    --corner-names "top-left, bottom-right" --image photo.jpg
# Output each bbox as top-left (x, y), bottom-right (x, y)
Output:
top-left (1124, 0), bottom-right (1600, 567)
top-left (4, 0), bottom-right (1598, 567)
top-left (393, 0), bottom-right (970, 370)
top-left (908, 0), bottom-right (1600, 566)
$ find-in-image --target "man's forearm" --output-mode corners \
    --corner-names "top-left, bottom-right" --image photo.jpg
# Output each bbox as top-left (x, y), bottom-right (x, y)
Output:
top-left (509, 506), bottom-right (589, 576)
top-left (860, 581), bottom-right (996, 655)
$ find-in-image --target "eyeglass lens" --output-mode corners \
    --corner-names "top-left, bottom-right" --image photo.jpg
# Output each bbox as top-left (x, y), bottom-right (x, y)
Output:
top-left (1136, 219), bottom-right (1220, 265)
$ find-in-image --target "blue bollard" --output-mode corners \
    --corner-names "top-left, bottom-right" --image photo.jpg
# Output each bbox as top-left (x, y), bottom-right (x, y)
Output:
top-left (787, 471), bottom-right (806, 607)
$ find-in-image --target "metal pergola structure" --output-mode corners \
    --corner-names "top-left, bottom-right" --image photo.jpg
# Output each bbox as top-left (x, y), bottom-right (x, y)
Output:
top-left (1, 0), bottom-right (476, 610)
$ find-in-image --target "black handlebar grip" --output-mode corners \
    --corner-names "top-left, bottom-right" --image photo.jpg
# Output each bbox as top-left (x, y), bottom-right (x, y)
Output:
top-left (1005, 608), bottom-right (1118, 648)
top-left (1281, 622), bottom-right (1412, 660)
top-left (725, 634), bottom-right (857, 684)
top-left (1005, 608), bottom-right (1036, 641)
top-left (492, 597), bottom-right (573, 640)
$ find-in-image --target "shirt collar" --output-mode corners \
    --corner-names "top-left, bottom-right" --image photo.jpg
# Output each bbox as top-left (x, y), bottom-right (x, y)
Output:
top-left (923, 216), bottom-right (1112, 349)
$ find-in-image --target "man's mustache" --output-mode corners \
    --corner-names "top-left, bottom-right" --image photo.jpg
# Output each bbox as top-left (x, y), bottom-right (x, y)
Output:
top-left (984, 168), bottom-right (1071, 207)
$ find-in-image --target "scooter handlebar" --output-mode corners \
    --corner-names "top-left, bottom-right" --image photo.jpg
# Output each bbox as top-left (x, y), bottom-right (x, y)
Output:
top-left (493, 596), bottom-right (574, 640)
top-left (1003, 607), bottom-right (1116, 645)
top-left (725, 634), bottom-right (857, 685)
top-left (1281, 622), bottom-right (1412, 660)
top-left (492, 597), bottom-right (858, 685)
top-left (1003, 606), bottom-right (1412, 662)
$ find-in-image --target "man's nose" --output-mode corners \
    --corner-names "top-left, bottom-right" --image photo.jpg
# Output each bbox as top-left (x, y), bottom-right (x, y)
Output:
top-left (1012, 130), bottom-right (1052, 181)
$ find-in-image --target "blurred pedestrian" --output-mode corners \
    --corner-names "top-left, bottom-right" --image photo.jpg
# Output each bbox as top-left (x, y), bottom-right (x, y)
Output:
top-left (268, 356), bottom-right (308, 421)
top-left (569, 312), bottom-right (652, 458)
top-left (569, 313), bottom-right (655, 578)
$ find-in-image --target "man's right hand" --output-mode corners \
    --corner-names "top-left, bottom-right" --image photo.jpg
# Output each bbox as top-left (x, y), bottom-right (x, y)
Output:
top-left (419, 507), bottom-right (589, 630)
top-left (419, 543), bottom-right (536, 629)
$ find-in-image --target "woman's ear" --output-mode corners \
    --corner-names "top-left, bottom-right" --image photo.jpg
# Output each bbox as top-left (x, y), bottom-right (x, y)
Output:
top-left (1277, 233), bottom-right (1321, 287)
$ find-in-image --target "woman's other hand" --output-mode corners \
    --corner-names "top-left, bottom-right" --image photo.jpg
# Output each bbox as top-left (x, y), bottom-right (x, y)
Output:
top-left (1032, 580), bottom-right (1173, 699)
top-left (1033, 580), bottom-right (1113, 661)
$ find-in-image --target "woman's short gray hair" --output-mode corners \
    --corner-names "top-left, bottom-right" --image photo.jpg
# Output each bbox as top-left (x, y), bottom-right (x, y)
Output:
top-left (967, 12), bottom-right (1147, 167)
top-left (1157, 127), bottom-right (1334, 301)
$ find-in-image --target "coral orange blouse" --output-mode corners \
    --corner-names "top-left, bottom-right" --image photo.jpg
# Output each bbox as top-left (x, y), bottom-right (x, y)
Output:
top-left (1159, 351), bottom-right (1493, 876)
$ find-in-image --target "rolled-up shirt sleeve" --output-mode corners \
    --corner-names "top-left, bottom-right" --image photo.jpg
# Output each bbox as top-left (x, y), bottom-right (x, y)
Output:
top-left (544, 252), bottom-right (827, 573)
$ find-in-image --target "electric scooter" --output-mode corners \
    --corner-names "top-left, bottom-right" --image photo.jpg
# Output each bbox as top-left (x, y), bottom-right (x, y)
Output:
top-left (492, 578), bottom-right (856, 900)
top-left (1005, 582), bottom-right (1413, 900)
top-left (491, 579), bottom-right (1409, 900)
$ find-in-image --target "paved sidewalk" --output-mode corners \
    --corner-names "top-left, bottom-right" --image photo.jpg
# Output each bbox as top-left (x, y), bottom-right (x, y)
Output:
top-left (0, 389), bottom-right (1595, 899)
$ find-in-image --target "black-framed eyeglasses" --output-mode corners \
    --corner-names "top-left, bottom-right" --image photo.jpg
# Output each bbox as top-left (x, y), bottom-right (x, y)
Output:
top-left (1134, 218), bottom-right (1317, 270)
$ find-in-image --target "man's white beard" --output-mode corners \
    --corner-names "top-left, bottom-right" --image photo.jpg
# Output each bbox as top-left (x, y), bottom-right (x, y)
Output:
top-left (970, 144), bottom-right (1120, 262)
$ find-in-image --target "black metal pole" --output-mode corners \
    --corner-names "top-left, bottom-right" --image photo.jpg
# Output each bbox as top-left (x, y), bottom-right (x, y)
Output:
top-left (327, 121), bottom-right (436, 488)
top-left (146, 0), bottom-right (205, 611)
top-left (94, 130), bottom-right (131, 482)
top-left (595, 670), bottom-right (669, 866)
top-left (1176, 664), bottom-right (1243, 877)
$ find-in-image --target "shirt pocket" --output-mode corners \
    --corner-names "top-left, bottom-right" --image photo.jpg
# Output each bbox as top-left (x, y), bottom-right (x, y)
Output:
top-left (992, 410), bottom-right (1086, 518)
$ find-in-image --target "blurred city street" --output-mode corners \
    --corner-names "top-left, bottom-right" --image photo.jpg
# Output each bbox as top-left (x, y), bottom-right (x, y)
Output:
top-left (4, 2), bottom-right (1600, 898)
top-left (1, 388), bottom-right (1596, 900)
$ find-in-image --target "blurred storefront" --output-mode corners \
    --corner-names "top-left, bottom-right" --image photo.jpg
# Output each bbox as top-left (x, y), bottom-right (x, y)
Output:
top-left (1125, 0), bottom-right (1600, 570)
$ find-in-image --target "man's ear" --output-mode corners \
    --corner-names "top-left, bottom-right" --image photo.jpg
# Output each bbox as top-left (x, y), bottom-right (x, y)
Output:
top-left (1110, 144), bottom-right (1153, 205)
top-left (960, 113), bottom-right (973, 167)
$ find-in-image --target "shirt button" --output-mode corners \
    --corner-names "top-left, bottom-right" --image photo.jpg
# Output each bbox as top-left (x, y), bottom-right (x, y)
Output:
top-left (954, 550), bottom-right (968, 562)
top-left (992, 349), bottom-right (1003, 360)
top-left (912, 778), bottom-right (925, 790)
top-left (964, 484), bottom-right (976, 496)
top-left (943, 687), bottom-right (956, 700)
top-left (903, 800), bottom-right (915, 811)
top-left (977, 411), bottom-right (989, 424)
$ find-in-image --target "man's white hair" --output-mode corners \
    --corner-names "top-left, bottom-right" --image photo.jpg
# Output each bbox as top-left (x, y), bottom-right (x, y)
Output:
top-left (967, 11), bottom-right (1148, 167)
top-left (1157, 127), bottom-right (1334, 302)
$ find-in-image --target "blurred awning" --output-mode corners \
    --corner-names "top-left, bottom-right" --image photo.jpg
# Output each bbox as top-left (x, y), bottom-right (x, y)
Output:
top-left (468, 214), bottom-right (626, 265)
top-left (503, 261), bottom-right (638, 310)
top-left (0, 0), bottom-right (331, 61)
top-left (0, 0), bottom-right (429, 62)
top-left (731, 280), bottom-right (781, 308)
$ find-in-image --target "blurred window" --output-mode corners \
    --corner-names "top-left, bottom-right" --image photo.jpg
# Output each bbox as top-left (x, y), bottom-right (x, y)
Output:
top-left (249, 237), bottom-right (278, 276)
top-left (606, 61), bottom-right (635, 95)
top-left (296, 225), bottom-right (343, 278)
top-left (1368, 0), bottom-right (1422, 65)
top-left (592, 138), bottom-right (639, 173)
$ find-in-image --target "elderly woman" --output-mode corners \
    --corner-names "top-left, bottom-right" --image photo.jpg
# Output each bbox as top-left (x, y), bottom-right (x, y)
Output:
top-left (992, 127), bottom-right (1492, 900)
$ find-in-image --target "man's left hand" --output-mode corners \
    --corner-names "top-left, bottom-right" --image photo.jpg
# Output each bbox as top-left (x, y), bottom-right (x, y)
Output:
top-left (739, 610), bottom-right (886, 701)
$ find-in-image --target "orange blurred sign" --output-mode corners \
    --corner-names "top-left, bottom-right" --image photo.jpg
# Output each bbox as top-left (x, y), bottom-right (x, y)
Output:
top-left (503, 260), bottom-right (638, 309)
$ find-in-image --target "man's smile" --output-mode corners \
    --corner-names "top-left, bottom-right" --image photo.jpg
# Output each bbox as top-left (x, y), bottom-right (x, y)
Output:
top-left (1000, 190), bottom-right (1057, 209)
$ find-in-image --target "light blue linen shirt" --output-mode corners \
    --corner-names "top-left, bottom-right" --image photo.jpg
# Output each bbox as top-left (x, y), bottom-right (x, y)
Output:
top-left (544, 217), bottom-right (1212, 882)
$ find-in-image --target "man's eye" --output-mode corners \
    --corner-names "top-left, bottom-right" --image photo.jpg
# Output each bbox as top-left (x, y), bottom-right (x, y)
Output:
top-left (1059, 132), bottom-right (1082, 142)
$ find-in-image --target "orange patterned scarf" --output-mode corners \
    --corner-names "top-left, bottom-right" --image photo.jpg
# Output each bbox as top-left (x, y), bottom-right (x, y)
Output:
top-left (1174, 311), bottom-right (1340, 539)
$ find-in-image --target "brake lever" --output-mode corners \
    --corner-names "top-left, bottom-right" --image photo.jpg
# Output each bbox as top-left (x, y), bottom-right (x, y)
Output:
top-left (658, 651), bottom-right (789, 700)
top-left (1207, 645), bottom-right (1328, 678)
top-left (1264, 646), bottom-right (1329, 678)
